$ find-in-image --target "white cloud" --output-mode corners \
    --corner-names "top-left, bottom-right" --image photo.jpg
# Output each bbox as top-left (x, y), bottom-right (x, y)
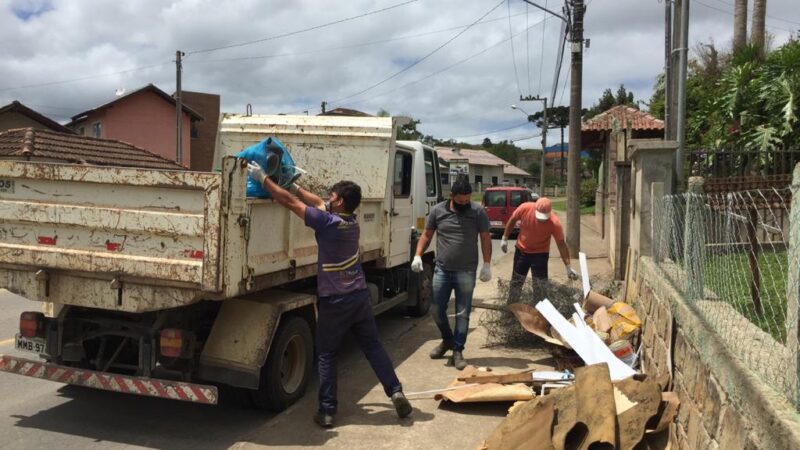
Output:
top-left (0, 0), bottom-right (796, 148)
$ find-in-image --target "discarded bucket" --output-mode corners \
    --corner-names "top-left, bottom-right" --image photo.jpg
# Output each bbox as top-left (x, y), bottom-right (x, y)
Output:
top-left (609, 340), bottom-right (635, 367)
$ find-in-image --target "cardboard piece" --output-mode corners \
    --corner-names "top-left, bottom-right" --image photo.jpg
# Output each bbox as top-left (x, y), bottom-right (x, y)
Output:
top-left (592, 306), bottom-right (612, 334)
top-left (435, 366), bottom-right (534, 403)
top-left (583, 290), bottom-right (615, 314)
top-left (508, 303), bottom-right (568, 347)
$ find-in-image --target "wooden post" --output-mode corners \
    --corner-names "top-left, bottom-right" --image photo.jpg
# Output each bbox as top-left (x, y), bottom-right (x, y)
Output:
top-left (747, 206), bottom-right (763, 315)
top-left (787, 163), bottom-right (800, 408)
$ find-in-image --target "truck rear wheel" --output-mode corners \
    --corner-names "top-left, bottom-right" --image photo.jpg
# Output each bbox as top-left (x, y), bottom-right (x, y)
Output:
top-left (250, 316), bottom-right (313, 411)
top-left (407, 261), bottom-right (433, 317)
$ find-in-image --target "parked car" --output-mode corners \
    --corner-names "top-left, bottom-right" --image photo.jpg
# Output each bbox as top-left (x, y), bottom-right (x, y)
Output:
top-left (482, 186), bottom-right (536, 237)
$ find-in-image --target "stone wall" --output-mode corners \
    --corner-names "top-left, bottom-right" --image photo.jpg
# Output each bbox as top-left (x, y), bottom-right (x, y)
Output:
top-left (633, 257), bottom-right (800, 450)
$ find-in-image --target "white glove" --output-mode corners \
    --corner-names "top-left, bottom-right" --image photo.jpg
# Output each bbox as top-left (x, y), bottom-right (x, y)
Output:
top-left (479, 264), bottom-right (492, 282)
top-left (500, 238), bottom-right (508, 253)
top-left (287, 183), bottom-right (300, 194)
top-left (566, 265), bottom-right (579, 280)
top-left (411, 255), bottom-right (423, 273)
top-left (247, 162), bottom-right (266, 185)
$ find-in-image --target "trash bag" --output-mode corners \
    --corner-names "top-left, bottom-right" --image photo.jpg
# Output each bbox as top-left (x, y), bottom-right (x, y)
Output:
top-left (236, 137), bottom-right (298, 198)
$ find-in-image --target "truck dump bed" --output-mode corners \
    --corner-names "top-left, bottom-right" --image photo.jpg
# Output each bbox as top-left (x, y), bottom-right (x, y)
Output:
top-left (0, 115), bottom-right (396, 312)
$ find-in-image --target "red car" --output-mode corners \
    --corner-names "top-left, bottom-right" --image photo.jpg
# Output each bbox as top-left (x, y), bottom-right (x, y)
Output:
top-left (482, 187), bottom-right (537, 237)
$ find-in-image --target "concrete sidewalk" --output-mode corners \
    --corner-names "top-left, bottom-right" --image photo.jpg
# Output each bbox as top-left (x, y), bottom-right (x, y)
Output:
top-left (232, 213), bottom-right (609, 450)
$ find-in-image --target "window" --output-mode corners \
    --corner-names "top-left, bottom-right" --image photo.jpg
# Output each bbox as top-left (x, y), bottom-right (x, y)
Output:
top-left (441, 172), bottom-right (450, 185)
top-left (77, 126), bottom-right (85, 136)
top-left (190, 123), bottom-right (199, 139)
top-left (474, 175), bottom-right (483, 184)
top-left (423, 150), bottom-right (437, 197)
top-left (393, 152), bottom-right (412, 197)
top-left (491, 176), bottom-right (498, 186)
top-left (510, 191), bottom-right (525, 207)
top-left (484, 191), bottom-right (506, 207)
top-left (92, 122), bottom-right (102, 138)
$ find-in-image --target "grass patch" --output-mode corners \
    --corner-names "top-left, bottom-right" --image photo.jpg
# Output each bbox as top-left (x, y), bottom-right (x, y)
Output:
top-left (704, 249), bottom-right (787, 342)
top-left (550, 199), bottom-right (595, 215)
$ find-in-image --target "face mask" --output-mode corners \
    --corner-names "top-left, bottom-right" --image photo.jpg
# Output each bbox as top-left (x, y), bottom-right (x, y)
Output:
top-left (453, 201), bottom-right (470, 212)
top-left (324, 201), bottom-right (332, 212)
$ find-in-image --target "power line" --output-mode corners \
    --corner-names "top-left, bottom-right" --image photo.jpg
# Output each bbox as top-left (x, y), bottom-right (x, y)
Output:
top-left (706, 0), bottom-right (800, 27)
top-left (507, 0), bottom-right (523, 97)
top-left (328, 0), bottom-right (505, 105)
top-left (694, 1), bottom-right (796, 33)
top-left (341, 16), bottom-right (547, 108)
top-left (449, 121), bottom-right (530, 139)
top-left (0, 62), bottom-right (170, 93)
top-left (538, 0), bottom-right (548, 95)
top-left (185, 12), bottom-right (531, 64)
top-left (186, 0), bottom-right (420, 55)
top-left (526, 3), bottom-right (531, 93)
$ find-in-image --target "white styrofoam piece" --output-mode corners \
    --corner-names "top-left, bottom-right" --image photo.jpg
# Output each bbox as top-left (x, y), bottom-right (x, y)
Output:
top-left (531, 371), bottom-right (575, 382)
top-left (535, 299), bottom-right (635, 381)
top-left (579, 252), bottom-right (591, 298)
top-left (573, 302), bottom-right (587, 321)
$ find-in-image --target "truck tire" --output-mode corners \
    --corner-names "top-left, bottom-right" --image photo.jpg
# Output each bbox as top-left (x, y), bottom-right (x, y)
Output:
top-left (250, 316), bottom-right (313, 412)
top-left (407, 261), bottom-right (433, 317)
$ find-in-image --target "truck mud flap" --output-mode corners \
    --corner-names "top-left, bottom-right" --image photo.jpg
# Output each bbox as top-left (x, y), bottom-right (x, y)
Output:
top-left (0, 355), bottom-right (218, 405)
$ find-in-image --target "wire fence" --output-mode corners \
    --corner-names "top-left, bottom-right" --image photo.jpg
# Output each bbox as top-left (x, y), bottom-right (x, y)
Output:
top-left (653, 184), bottom-right (798, 407)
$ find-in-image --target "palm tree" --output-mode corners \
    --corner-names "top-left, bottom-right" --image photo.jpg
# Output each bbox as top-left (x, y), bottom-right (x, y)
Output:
top-left (751, 0), bottom-right (767, 58)
top-left (733, 0), bottom-right (747, 52)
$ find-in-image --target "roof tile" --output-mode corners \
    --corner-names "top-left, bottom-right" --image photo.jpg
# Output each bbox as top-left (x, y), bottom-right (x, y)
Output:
top-left (581, 105), bottom-right (664, 132)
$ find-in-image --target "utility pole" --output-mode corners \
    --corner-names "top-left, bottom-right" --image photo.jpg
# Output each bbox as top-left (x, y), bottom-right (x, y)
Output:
top-left (175, 50), bottom-right (185, 166)
top-left (664, 0), bottom-right (673, 140)
top-left (566, 0), bottom-right (585, 257)
top-left (675, 0), bottom-right (689, 185)
top-left (519, 95), bottom-right (548, 194)
top-left (321, 101), bottom-right (327, 114)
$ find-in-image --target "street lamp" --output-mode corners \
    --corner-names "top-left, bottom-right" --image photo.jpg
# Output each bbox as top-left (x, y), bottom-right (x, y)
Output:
top-left (511, 102), bottom-right (547, 195)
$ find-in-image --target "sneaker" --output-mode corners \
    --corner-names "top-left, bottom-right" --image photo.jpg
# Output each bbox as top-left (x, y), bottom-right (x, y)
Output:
top-left (313, 411), bottom-right (335, 429)
top-left (429, 340), bottom-right (455, 359)
top-left (391, 392), bottom-right (412, 418)
top-left (452, 350), bottom-right (467, 370)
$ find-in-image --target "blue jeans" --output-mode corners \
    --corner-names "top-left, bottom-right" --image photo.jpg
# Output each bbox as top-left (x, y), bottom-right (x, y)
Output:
top-left (431, 266), bottom-right (476, 351)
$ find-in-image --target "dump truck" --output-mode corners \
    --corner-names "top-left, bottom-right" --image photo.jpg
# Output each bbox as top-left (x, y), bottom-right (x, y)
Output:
top-left (0, 114), bottom-right (442, 410)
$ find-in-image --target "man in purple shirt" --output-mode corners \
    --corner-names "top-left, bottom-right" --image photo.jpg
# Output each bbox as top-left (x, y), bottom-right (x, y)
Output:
top-left (248, 162), bottom-right (411, 429)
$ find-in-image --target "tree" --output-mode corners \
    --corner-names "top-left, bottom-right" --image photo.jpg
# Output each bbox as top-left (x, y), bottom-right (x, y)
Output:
top-left (376, 109), bottom-right (390, 117)
top-left (482, 137), bottom-right (493, 148)
top-left (585, 85), bottom-right (638, 119)
top-left (531, 106), bottom-right (571, 181)
top-left (733, 0), bottom-right (748, 52)
top-left (616, 84), bottom-right (634, 106)
top-left (751, 0), bottom-right (767, 58)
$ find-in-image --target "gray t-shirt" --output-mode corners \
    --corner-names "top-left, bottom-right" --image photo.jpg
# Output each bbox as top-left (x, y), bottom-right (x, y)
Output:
top-left (425, 200), bottom-right (490, 272)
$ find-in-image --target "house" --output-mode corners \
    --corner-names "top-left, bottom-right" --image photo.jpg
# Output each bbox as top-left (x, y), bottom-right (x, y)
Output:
top-left (66, 84), bottom-right (203, 168)
top-left (181, 91), bottom-right (220, 172)
top-left (503, 164), bottom-right (534, 187)
top-left (436, 147), bottom-right (530, 193)
top-left (582, 105), bottom-right (664, 274)
top-left (0, 101), bottom-right (73, 134)
top-left (0, 127), bottom-right (185, 170)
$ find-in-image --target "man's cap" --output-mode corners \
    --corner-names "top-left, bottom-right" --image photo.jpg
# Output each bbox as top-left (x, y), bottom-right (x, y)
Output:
top-left (535, 197), bottom-right (552, 220)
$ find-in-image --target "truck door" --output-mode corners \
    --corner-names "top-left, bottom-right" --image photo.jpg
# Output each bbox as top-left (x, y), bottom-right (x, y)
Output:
top-left (422, 148), bottom-right (440, 221)
top-left (388, 150), bottom-right (414, 267)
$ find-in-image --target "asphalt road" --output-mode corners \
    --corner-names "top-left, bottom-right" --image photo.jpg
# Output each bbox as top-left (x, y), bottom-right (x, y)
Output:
top-left (0, 238), bottom-right (514, 449)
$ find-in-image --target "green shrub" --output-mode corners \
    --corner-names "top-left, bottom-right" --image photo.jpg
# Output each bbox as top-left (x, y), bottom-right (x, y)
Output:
top-left (580, 178), bottom-right (598, 206)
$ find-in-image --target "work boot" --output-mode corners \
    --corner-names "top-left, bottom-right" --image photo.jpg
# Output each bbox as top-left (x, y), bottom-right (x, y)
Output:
top-left (429, 340), bottom-right (455, 359)
top-left (391, 391), bottom-right (412, 418)
top-left (313, 411), bottom-right (335, 429)
top-left (452, 350), bottom-right (467, 370)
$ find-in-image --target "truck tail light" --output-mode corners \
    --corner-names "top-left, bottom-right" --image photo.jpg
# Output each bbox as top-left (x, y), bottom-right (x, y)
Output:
top-left (160, 329), bottom-right (188, 358)
top-left (20, 312), bottom-right (44, 338)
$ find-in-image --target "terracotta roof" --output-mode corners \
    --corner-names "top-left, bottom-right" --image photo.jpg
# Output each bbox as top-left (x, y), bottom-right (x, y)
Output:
top-left (319, 108), bottom-right (373, 117)
top-left (68, 84), bottom-right (203, 125)
top-left (435, 147), bottom-right (512, 167)
top-left (581, 105), bottom-right (664, 132)
top-left (0, 101), bottom-right (74, 134)
top-left (503, 165), bottom-right (531, 176)
top-left (0, 128), bottom-right (186, 170)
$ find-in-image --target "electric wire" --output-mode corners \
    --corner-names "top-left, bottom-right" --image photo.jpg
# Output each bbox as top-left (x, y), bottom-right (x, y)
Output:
top-left (0, 62), bottom-right (170, 93)
top-left (449, 121), bottom-right (531, 139)
top-left (507, 0), bottom-right (523, 97)
top-left (328, 0), bottom-right (506, 105)
top-left (538, 0), bottom-right (548, 95)
top-left (694, 0), bottom-right (795, 33)
top-left (707, 0), bottom-right (800, 27)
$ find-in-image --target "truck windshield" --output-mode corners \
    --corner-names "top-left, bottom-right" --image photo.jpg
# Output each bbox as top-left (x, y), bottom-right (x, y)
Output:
top-left (484, 191), bottom-right (506, 207)
top-left (423, 150), bottom-right (437, 197)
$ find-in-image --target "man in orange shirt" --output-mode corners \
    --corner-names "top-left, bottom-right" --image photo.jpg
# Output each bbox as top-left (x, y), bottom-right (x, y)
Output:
top-left (500, 197), bottom-right (578, 301)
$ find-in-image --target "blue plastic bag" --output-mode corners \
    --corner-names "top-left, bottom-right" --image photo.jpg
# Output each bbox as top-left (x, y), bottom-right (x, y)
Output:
top-left (236, 137), bottom-right (297, 198)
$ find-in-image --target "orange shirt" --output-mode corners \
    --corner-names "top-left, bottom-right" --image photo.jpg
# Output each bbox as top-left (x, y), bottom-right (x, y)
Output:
top-left (510, 202), bottom-right (565, 254)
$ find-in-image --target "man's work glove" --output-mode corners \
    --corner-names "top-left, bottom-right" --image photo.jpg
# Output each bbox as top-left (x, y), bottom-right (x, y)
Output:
top-left (287, 183), bottom-right (300, 195)
top-left (247, 162), bottom-right (266, 185)
top-left (411, 255), bottom-right (424, 273)
top-left (565, 265), bottom-right (579, 280)
top-left (500, 238), bottom-right (508, 253)
top-left (479, 264), bottom-right (492, 282)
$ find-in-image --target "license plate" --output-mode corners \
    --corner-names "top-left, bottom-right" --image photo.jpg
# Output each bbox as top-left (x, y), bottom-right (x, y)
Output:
top-left (15, 335), bottom-right (47, 355)
top-left (490, 221), bottom-right (503, 226)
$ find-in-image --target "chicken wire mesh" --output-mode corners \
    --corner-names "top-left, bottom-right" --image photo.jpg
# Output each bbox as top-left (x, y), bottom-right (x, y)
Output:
top-left (652, 186), bottom-right (799, 407)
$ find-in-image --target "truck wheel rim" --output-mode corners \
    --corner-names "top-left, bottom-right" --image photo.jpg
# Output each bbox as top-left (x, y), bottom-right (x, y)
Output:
top-left (280, 335), bottom-right (306, 394)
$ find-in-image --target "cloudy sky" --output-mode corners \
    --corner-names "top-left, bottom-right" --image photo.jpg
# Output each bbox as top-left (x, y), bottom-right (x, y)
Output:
top-left (1, 0), bottom-right (797, 148)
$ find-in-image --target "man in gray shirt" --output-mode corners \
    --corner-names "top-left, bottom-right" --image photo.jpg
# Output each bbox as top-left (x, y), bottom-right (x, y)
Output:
top-left (411, 175), bottom-right (492, 370)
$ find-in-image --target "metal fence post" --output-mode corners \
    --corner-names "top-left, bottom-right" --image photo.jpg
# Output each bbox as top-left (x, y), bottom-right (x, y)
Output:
top-left (787, 164), bottom-right (800, 408)
top-left (684, 176), bottom-right (705, 300)
top-left (652, 182), bottom-right (665, 263)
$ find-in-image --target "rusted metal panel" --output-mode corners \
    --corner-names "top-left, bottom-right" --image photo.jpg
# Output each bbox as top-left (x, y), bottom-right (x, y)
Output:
top-left (214, 114), bottom-right (395, 200)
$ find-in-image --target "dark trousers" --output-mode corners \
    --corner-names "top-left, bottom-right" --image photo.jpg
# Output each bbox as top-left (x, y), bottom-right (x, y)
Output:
top-left (316, 288), bottom-right (402, 414)
top-left (507, 249), bottom-right (550, 303)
